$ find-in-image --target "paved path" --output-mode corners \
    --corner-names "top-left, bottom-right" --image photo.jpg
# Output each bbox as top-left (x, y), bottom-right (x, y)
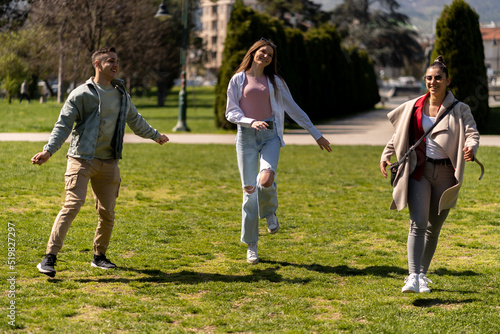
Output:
top-left (1, 97), bottom-right (499, 147)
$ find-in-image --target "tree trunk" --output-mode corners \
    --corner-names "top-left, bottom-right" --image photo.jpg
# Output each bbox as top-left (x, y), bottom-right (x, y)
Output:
top-left (157, 80), bottom-right (167, 107)
top-left (57, 18), bottom-right (66, 103)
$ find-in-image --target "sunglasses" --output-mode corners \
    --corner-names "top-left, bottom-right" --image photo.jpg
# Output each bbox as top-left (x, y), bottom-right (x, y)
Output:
top-left (423, 75), bottom-right (444, 82)
top-left (260, 37), bottom-right (277, 48)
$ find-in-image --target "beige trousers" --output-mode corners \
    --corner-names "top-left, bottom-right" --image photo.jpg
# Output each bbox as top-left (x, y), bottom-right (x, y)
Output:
top-left (46, 157), bottom-right (120, 256)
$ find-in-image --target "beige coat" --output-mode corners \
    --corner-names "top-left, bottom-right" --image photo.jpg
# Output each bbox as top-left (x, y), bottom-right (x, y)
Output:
top-left (381, 92), bottom-right (479, 213)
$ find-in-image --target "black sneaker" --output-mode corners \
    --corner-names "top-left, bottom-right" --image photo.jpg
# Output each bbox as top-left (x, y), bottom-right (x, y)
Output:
top-left (37, 254), bottom-right (57, 277)
top-left (91, 254), bottom-right (116, 269)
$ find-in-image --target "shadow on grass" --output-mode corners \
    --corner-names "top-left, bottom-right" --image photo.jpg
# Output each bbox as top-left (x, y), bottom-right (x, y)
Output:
top-left (412, 298), bottom-right (477, 307)
top-left (433, 268), bottom-right (480, 277)
top-left (73, 267), bottom-right (310, 285)
top-left (262, 260), bottom-right (407, 277)
top-left (63, 263), bottom-right (480, 286)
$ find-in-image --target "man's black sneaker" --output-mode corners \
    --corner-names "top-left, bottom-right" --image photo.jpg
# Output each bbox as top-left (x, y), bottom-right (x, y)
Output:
top-left (37, 254), bottom-right (57, 277)
top-left (91, 254), bottom-right (116, 269)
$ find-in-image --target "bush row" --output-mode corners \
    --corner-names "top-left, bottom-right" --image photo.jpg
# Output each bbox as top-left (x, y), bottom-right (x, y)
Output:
top-left (214, 0), bottom-right (380, 129)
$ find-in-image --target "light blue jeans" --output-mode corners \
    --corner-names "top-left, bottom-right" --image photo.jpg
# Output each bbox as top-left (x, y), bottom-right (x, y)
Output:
top-left (236, 119), bottom-right (281, 244)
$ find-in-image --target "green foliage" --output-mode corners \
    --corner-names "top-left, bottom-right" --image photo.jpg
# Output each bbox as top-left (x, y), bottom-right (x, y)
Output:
top-left (432, 0), bottom-right (489, 130)
top-left (256, 0), bottom-right (331, 29)
top-left (215, 0), bottom-right (287, 129)
top-left (1, 142), bottom-right (499, 333)
top-left (331, 0), bottom-right (423, 69)
top-left (346, 47), bottom-right (380, 111)
top-left (0, 32), bottom-right (28, 98)
top-left (0, 27), bottom-right (60, 101)
top-left (214, 1), bottom-right (380, 129)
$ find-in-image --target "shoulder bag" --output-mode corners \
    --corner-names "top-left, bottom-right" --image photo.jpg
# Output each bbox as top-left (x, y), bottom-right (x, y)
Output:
top-left (390, 100), bottom-right (484, 186)
top-left (390, 100), bottom-right (458, 186)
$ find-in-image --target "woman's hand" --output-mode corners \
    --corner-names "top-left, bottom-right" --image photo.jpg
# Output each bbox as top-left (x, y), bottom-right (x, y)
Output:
top-left (251, 121), bottom-right (269, 131)
top-left (380, 160), bottom-right (391, 178)
top-left (316, 136), bottom-right (332, 152)
top-left (463, 146), bottom-right (474, 161)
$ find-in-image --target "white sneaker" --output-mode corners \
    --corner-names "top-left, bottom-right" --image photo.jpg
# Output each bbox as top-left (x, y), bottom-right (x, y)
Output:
top-left (247, 243), bottom-right (258, 264)
top-left (402, 273), bottom-right (419, 293)
top-left (266, 214), bottom-right (279, 234)
top-left (419, 273), bottom-right (433, 293)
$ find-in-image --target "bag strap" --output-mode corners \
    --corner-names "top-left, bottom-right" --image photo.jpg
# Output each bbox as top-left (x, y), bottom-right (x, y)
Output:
top-left (393, 100), bottom-right (459, 168)
top-left (472, 157), bottom-right (485, 180)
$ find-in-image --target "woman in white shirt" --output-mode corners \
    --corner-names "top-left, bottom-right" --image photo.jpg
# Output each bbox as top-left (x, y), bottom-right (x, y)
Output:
top-left (226, 38), bottom-right (332, 264)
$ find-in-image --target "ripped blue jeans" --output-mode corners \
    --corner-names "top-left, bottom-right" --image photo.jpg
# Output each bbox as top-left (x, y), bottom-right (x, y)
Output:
top-left (236, 120), bottom-right (281, 244)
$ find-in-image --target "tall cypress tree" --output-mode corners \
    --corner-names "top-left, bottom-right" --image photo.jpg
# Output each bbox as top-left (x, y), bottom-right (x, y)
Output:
top-left (214, 0), bottom-right (285, 129)
top-left (214, 0), bottom-right (380, 129)
top-left (432, 0), bottom-right (489, 129)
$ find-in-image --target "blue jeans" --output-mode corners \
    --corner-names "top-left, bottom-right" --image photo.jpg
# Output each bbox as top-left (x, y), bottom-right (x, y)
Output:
top-left (236, 120), bottom-right (281, 244)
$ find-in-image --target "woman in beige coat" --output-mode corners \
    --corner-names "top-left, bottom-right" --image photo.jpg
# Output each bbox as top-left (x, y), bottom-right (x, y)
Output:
top-left (380, 56), bottom-right (480, 293)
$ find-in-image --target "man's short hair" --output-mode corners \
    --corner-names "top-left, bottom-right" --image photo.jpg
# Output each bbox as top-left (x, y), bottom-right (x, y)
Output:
top-left (91, 47), bottom-right (117, 66)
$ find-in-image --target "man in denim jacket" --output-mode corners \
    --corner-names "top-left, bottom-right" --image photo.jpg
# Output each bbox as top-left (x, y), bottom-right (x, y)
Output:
top-left (32, 47), bottom-right (169, 277)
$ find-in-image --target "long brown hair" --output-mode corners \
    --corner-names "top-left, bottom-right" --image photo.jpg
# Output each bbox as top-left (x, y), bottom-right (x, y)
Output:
top-left (235, 39), bottom-right (280, 94)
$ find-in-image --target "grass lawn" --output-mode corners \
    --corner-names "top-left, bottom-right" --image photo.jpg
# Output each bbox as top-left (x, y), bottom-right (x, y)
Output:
top-left (2, 86), bottom-right (500, 135)
top-left (1, 141), bottom-right (499, 333)
top-left (1, 86), bottom-right (499, 332)
top-left (0, 86), bottom-right (231, 134)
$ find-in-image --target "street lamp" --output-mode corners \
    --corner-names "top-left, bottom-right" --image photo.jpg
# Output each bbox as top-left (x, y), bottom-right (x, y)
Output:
top-left (155, 0), bottom-right (190, 132)
top-left (494, 37), bottom-right (499, 75)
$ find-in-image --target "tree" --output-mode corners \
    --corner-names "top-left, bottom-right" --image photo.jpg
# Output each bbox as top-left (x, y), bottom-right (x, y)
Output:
top-left (0, 0), bottom-right (29, 31)
top-left (214, 0), bottom-right (379, 129)
top-left (215, 0), bottom-right (286, 129)
top-left (257, 0), bottom-right (330, 30)
top-left (24, 0), bottom-right (191, 105)
top-left (432, 0), bottom-right (488, 130)
top-left (331, 0), bottom-right (423, 69)
top-left (0, 27), bottom-right (56, 102)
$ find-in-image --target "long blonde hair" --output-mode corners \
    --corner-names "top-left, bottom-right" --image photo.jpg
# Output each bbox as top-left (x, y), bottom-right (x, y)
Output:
top-left (235, 39), bottom-right (280, 94)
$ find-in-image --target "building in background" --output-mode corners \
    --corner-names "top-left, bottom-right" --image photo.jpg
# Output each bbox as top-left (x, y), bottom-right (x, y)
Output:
top-left (481, 25), bottom-right (500, 82)
top-left (199, 0), bottom-right (262, 77)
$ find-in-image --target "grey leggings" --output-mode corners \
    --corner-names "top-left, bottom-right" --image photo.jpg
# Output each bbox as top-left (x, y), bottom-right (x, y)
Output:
top-left (407, 161), bottom-right (457, 275)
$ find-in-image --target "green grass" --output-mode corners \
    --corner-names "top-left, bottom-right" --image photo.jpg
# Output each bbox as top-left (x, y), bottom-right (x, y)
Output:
top-left (0, 142), bottom-right (499, 333)
top-left (2, 86), bottom-right (500, 135)
top-left (1, 87), bottom-right (499, 332)
top-left (0, 86), bottom-right (231, 134)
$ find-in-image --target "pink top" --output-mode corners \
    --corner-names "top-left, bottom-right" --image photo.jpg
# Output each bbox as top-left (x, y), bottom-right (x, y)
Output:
top-left (239, 74), bottom-right (273, 120)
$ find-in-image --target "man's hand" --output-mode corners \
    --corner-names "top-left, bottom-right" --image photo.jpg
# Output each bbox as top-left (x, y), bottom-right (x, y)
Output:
top-left (31, 151), bottom-right (51, 165)
top-left (156, 134), bottom-right (169, 145)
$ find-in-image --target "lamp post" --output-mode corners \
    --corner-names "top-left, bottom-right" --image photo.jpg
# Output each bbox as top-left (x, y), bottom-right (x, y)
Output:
top-left (495, 36), bottom-right (499, 75)
top-left (155, 0), bottom-right (190, 132)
